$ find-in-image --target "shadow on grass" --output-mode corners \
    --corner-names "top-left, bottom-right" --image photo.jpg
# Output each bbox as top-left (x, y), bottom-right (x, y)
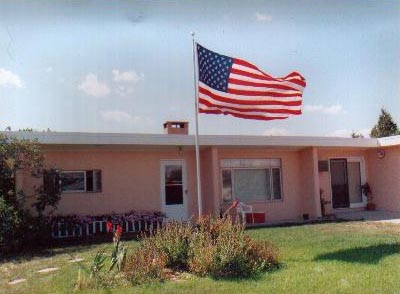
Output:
top-left (314, 243), bottom-right (400, 264)
top-left (0, 234), bottom-right (139, 263)
top-left (208, 263), bottom-right (283, 282)
top-left (0, 245), bottom-right (96, 264)
top-left (246, 218), bottom-right (362, 231)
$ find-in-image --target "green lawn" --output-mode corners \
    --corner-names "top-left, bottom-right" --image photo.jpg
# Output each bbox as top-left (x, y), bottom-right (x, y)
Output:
top-left (1, 221), bottom-right (399, 294)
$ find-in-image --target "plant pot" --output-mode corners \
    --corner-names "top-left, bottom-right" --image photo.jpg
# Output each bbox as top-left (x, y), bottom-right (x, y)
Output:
top-left (366, 203), bottom-right (376, 211)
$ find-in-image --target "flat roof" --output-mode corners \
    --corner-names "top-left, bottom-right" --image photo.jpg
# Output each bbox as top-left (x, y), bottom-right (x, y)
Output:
top-left (378, 135), bottom-right (400, 147)
top-left (1, 131), bottom-right (393, 148)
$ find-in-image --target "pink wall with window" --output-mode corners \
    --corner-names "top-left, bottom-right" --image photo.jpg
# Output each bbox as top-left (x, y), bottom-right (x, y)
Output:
top-left (17, 144), bottom-right (399, 221)
top-left (21, 148), bottom-right (199, 217)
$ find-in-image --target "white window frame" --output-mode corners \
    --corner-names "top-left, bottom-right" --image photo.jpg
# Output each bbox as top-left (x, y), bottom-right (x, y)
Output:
top-left (221, 159), bottom-right (283, 203)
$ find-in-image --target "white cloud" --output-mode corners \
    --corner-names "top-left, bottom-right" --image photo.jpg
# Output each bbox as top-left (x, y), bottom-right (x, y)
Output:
top-left (255, 12), bottom-right (272, 22)
top-left (358, 128), bottom-right (371, 138)
top-left (45, 66), bottom-right (53, 73)
top-left (100, 110), bottom-right (154, 127)
top-left (303, 104), bottom-right (343, 115)
top-left (78, 74), bottom-right (110, 97)
top-left (263, 128), bottom-right (289, 136)
top-left (329, 129), bottom-right (351, 137)
top-left (328, 128), bottom-right (371, 138)
top-left (0, 68), bottom-right (23, 88)
top-left (114, 84), bottom-right (135, 97)
top-left (112, 69), bottom-right (144, 97)
top-left (112, 69), bottom-right (143, 83)
top-left (100, 110), bottom-right (132, 123)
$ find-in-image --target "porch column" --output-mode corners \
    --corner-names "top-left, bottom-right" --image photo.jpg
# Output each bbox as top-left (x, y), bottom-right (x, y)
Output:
top-left (312, 147), bottom-right (322, 218)
top-left (211, 147), bottom-right (220, 216)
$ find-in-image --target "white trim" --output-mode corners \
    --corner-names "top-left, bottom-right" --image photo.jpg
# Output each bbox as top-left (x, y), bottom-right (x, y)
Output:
top-left (1, 131), bottom-right (383, 148)
top-left (328, 157), bottom-right (366, 209)
top-left (160, 160), bottom-right (188, 221)
top-left (378, 135), bottom-right (400, 147)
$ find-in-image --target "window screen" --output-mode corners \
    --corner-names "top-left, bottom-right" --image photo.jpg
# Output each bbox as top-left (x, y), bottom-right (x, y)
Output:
top-left (221, 159), bottom-right (282, 202)
top-left (61, 171), bottom-right (85, 192)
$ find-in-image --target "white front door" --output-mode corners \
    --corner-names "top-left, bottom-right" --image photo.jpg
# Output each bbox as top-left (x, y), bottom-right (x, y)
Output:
top-left (160, 160), bottom-right (188, 220)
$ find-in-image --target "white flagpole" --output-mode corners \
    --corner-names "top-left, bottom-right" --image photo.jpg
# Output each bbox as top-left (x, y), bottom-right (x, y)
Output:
top-left (191, 32), bottom-right (203, 217)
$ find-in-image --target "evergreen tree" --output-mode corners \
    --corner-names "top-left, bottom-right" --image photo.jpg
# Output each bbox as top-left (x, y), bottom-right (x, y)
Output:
top-left (351, 131), bottom-right (364, 138)
top-left (370, 108), bottom-right (399, 138)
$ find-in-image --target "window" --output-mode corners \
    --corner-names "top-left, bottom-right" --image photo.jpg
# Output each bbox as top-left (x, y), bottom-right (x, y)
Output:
top-left (221, 159), bottom-right (282, 202)
top-left (164, 165), bottom-right (183, 205)
top-left (60, 170), bottom-right (102, 193)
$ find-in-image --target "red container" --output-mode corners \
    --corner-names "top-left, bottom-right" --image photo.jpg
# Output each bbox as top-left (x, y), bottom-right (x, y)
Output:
top-left (246, 212), bottom-right (265, 223)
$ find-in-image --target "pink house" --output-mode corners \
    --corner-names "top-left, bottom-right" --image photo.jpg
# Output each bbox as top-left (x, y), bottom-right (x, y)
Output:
top-left (9, 122), bottom-right (400, 223)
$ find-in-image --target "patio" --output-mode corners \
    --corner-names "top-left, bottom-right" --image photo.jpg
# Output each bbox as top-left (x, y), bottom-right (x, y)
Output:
top-left (334, 210), bottom-right (400, 224)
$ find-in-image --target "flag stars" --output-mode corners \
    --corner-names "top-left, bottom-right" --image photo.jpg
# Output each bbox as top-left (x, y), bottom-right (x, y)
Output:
top-left (197, 44), bottom-right (233, 92)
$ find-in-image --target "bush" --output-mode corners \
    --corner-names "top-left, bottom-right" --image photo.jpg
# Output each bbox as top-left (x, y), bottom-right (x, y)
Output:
top-left (123, 216), bottom-right (279, 283)
top-left (0, 198), bottom-right (53, 255)
top-left (0, 197), bottom-right (24, 253)
top-left (188, 217), bottom-right (278, 278)
top-left (142, 220), bottom-right (192, 270)
top-left (124, 246), bottom-right (167, 285)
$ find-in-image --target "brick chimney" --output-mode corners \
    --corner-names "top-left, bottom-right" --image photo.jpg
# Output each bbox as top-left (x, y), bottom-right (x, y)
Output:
top-left (163, 121), bottom-right (189, 135)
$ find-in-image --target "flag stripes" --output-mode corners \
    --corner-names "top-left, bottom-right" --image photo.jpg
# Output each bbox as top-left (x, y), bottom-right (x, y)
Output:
top-left (197, 44), bottom-right (306, 121)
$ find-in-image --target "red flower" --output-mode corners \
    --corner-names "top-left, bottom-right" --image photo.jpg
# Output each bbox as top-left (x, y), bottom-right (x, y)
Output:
top-left (106, 221), bottom-right (113, 233)
top-left (115, 224), bottom-right (123, 240)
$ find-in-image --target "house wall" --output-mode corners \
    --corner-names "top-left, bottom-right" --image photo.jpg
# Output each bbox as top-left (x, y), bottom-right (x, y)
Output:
top-left (19, 144), bottom-right (399, 220)
top-left (367, 146), bottom-right (400, 211)
top-left (299, 148), bottom-right (321, 218)
top-left (22, 148), bottom-right (199, 217)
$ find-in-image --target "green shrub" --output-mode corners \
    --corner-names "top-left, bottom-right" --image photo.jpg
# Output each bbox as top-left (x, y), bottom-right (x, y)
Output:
top-left (0, 201), bottom-right (53, 255)
top-left (0, 197), bottom-right (23, 253)
top-left (123, 216), bottom-right (279, 283)
top-left (188, 217), bottom-right (278, 278)
top-left (124, 246), bottom-right (167, 285)
top-left (142, 220), bottom-right (192, 270)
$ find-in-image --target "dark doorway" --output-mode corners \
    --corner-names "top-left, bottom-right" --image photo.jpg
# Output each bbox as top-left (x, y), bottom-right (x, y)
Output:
top-left (330, 159), bottom-right (350, 208)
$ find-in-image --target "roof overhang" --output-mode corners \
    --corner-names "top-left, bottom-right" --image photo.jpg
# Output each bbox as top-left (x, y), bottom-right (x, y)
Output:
top-left (378, 135), bottom-right (400, 147)
top-left (0, 131), bottom-right (386, 149)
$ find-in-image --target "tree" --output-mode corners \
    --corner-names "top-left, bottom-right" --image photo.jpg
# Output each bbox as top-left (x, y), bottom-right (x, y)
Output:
top-left (0, 134), bottom-right (61, 253)
top-left (370, 108), bottom-right (399, 138)
top-left (351, 131), bottom-right (364, 138)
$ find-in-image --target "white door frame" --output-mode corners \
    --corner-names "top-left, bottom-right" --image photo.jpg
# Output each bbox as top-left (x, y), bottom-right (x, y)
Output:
top-left (328, 156), bottom-right (366, 209)
top-left (160, 160), bottom-right (188, 220)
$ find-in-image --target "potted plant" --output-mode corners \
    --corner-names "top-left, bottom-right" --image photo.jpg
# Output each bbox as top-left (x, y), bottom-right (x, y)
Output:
top-left (361, 182), bottom-right (375, 211)
top-left (319, 189), bottom-right (331, 218)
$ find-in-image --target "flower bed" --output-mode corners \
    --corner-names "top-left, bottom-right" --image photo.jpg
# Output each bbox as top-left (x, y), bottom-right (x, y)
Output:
top-left (44, 211), bottom-right (166, 238)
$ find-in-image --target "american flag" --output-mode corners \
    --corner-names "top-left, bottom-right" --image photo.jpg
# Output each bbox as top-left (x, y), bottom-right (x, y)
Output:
top-left (196, 44), bottom-right (306, 121)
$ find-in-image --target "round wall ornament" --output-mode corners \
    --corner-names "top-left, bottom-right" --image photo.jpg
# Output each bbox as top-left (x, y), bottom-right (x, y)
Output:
top-left (377, 149), bottom-right (385, 159)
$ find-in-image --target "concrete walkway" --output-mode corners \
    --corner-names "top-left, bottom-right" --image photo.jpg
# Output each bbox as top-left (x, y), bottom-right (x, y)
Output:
top-left (334, 210), bottom-right (400, 224)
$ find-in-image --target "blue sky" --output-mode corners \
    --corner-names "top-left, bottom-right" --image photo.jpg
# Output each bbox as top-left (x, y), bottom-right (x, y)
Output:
top-left (1, 0), bottom-right (399, 136)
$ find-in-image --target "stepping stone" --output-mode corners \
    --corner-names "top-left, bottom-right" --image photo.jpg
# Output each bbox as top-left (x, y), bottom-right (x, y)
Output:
top-left (8, 278), bottom-right (27, 285)
top-left (38, 267), bottom-right (59, 273)
top-left (68, 258), bottom-right (84, 263)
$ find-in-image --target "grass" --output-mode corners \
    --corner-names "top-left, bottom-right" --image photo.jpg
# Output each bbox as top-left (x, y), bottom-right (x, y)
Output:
top-left (1, 221), bottom-right (399, 294)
